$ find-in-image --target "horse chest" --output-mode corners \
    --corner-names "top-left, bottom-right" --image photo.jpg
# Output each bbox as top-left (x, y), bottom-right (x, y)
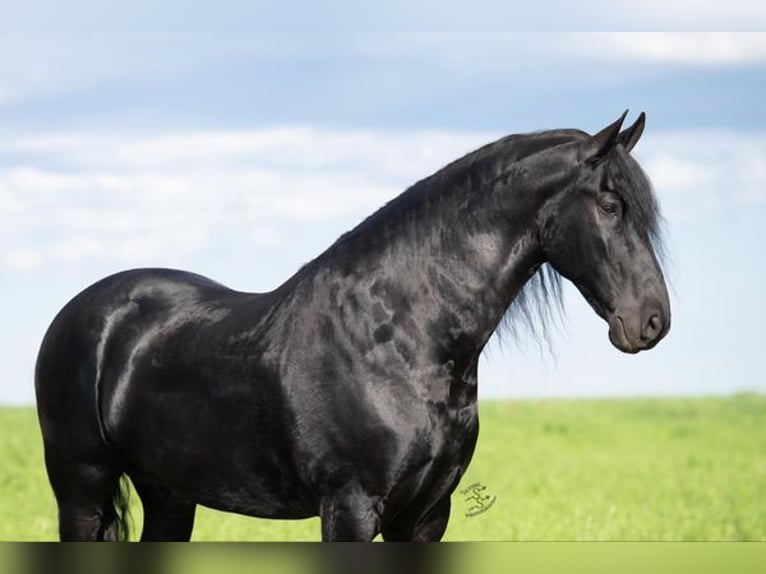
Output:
top-left (380, 401), bottom-right (479, 522)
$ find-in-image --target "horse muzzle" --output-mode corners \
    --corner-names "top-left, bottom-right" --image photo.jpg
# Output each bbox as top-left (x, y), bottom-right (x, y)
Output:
top-left (607, 305), bottom-right (670, 354)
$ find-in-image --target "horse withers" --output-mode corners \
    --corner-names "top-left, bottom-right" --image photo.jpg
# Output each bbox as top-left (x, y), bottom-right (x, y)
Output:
top-left (35, 112), bottom-right (669, 541)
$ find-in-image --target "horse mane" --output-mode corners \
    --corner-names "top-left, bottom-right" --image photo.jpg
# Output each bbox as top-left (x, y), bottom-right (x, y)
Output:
top-left (322, 129), bottom-right (591, 257)
top-left (497, 262), bottom-right (564, 351)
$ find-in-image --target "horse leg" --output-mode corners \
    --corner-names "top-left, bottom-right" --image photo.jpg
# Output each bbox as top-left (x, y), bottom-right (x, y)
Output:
top-left (410, 496), bottom-right (451, 541)
top-left (133, 479), bottom-right (196, 541)
top-left (44, 449), bottom-right (125, 541)
top-left (319, 492), bottom-right (380, 541)
top-left (381, 495), bottom-right (451, 542)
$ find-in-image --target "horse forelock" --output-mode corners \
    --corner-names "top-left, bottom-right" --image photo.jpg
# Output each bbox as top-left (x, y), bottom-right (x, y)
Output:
top-left (606, 147), bottom-right (667, 264)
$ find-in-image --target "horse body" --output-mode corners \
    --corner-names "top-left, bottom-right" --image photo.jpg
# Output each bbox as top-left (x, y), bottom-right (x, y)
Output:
top-left (36, 113), bottom-right (670, 541)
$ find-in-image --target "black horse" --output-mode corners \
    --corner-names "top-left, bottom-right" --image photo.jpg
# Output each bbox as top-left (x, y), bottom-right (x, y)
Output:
top-left (35, 112), bottom-right (670, 541)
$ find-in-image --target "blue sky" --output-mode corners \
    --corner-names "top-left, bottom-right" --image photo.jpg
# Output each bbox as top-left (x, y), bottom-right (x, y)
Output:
top-left (1, 32), bottom-right (765, 404)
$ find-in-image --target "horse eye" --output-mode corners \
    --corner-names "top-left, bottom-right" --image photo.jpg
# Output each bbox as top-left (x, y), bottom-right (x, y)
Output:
top-left (598, 193), bottom-right (623, 217)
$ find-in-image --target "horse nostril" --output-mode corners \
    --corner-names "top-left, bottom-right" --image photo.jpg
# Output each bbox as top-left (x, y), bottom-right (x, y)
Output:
top-left (643, 314), bottom-right (661, 340)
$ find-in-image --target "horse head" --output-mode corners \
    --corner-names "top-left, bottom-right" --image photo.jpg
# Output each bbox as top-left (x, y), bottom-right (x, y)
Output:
top-left (538, 112), bottom-right (670, 353)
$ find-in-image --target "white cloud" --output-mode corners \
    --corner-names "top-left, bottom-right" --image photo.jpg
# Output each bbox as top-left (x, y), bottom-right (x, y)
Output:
top-left (49, 236), bottom-right (107, 260)
top-left (1, 248), bottom-right (44, 270)
top-left (0, 127), bottom-right (491, 271)
top-left (577, 33), bottom-right (766, 65)
top-left (644, 156), bottom-right (716, 193)
top-left (640, 130), bottom-right (766, 220)
top-left (738, 154), bottom-right (766, 204)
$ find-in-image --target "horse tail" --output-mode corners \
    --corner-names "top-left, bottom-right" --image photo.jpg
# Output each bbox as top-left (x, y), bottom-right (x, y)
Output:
top-left (113, 475), bottom-right (133, 541)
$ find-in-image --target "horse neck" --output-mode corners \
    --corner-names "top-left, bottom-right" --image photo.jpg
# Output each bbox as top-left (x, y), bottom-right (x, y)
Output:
top-left (418, 142), bottom-right (579, 351)
top-left (324, 155), bottom-right (551, 354)
top-left (411, 183), bottom-right (546, 351)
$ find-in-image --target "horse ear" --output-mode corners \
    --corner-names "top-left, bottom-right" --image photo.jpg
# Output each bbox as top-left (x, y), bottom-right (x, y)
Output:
top-left (618, 111), bottom-right (646, 152)
top-left (582, 110), bottom-right (628, 162)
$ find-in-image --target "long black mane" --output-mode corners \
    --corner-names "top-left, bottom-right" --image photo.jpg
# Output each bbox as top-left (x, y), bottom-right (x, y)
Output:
top-left (328, 129), bottom-right (592, 251)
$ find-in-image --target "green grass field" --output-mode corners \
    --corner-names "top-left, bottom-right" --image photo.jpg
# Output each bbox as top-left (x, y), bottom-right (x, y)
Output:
top-left (2, 394), bottom-right (764, 541)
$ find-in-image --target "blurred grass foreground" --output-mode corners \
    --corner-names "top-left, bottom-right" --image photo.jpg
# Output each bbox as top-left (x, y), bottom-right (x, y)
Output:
top-left (1, 394), bottom-right (764, 541)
